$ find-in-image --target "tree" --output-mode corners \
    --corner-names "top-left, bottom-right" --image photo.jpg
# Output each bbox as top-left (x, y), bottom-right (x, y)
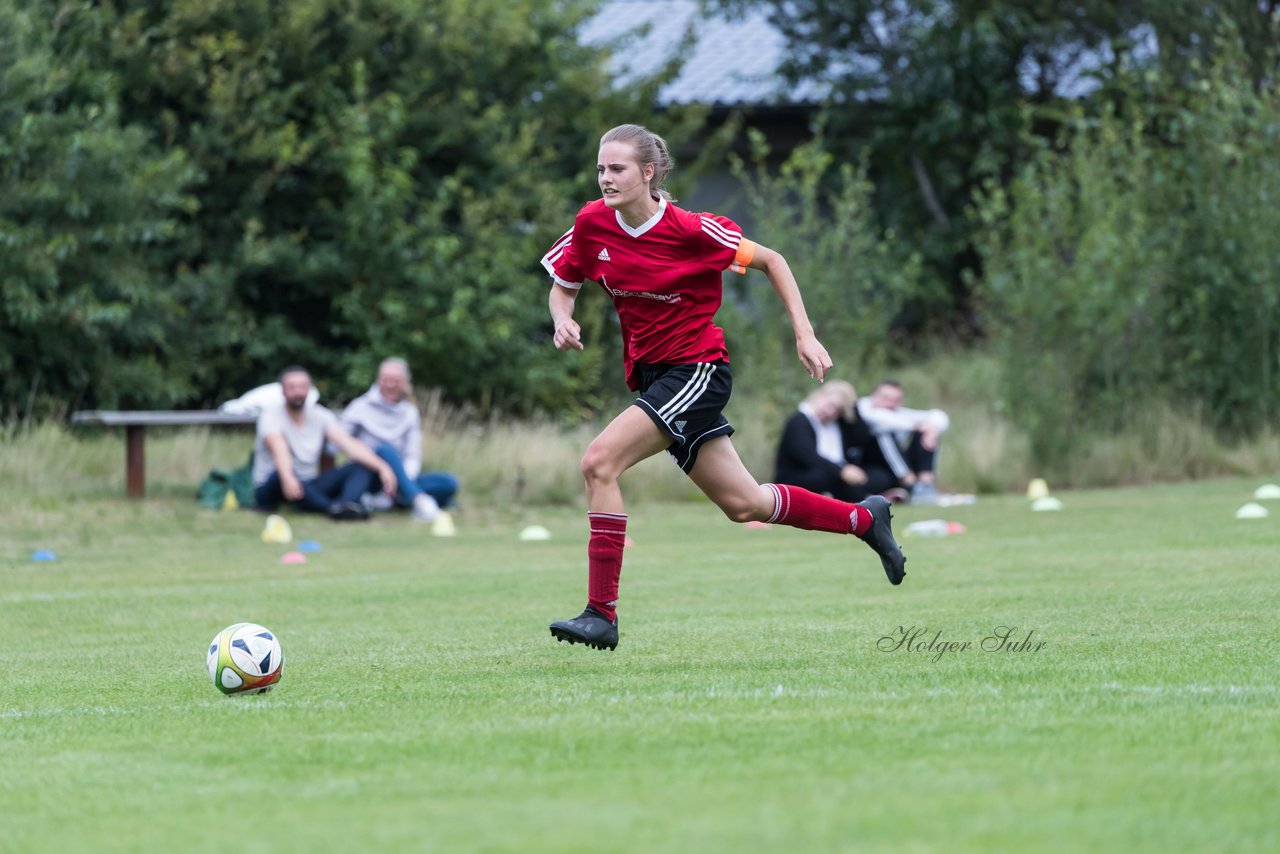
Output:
top-left (721, 130), bottom-right (921, 411)
top-left (711, 2), bottom-right (1140, 324)
top-left (712, 1), bottom-right (1275, 337)
top-left (974, 33), bottom-right (1280, 471)
top-left (1, 0), bottom-right (699, 417)
top-left (0, 1), bottom-right (199, 416)
top-left (104, 0), bottom-right (675, 410)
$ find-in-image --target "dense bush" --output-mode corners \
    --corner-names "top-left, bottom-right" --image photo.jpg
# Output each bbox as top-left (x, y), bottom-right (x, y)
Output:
top-left (0, 2), bottom-right (201, 415)
top-left (5, 0), bottom-right (1277, 473)
top-left (974, 39), bottom-right (1280, 473)
top-left (720, 132), bottom-right (924, 416)
top-left (0, 0), bottom-right (683, 417)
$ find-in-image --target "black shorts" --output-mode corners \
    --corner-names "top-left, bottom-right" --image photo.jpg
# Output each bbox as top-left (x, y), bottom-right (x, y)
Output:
top-left (633, 361), bottom-right (734, 472)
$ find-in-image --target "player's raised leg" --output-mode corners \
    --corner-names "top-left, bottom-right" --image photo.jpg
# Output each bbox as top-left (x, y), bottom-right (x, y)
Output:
top-left (687, 435), bottom-right (906, 584)
top-left (549, 405), bottom-right (673, 650)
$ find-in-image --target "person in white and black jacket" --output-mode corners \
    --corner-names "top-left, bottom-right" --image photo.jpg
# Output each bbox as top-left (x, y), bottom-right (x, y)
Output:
top-left (856, 379), bottom-right (949, 504)
top-left (773, 381), bottom-right (900, 504)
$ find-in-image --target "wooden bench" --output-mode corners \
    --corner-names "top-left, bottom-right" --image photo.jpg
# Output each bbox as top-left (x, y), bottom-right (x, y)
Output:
top-left (72, 411), bottom-right (258, 498)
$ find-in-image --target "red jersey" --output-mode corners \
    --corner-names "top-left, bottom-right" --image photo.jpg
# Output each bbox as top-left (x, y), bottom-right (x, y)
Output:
top-left (541, 197), bottom-right (756, 390)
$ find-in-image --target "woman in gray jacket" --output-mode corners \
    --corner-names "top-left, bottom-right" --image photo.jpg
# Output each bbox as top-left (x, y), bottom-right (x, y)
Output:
top-left (340, 358), bottom-right (459, 520)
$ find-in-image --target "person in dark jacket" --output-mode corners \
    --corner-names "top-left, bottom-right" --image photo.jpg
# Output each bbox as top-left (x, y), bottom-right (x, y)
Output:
top-left (774, 381), bottom-right (900, 503)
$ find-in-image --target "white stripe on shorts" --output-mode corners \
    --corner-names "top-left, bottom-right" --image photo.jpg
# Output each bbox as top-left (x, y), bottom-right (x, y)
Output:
top-left (657, 363), bottom-right (716, 423)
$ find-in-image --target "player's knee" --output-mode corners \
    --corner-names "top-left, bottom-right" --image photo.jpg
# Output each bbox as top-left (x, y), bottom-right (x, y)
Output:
top-left (580, 444), bottom-right (619, 487)
top-left (718, 495), bottom-right (768, 524)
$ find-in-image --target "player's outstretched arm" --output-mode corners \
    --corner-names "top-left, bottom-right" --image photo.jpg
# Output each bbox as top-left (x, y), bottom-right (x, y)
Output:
top-left (749, 243), bottom-right (832, 382)
top-left (549, 283), bottom-right (584, 351)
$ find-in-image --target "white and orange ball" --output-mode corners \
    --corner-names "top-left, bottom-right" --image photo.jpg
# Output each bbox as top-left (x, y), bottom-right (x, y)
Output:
top-left (207, 623), bottom-right (284, 695)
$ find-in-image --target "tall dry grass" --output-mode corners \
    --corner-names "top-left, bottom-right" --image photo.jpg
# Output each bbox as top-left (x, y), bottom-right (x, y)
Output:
top-left (0, 421), bottom-right (259, 502)
top-left (781, 351), bottom-right (1278, 494)
top-left (415, 390), bottom-right (700, 511)
top-left (2, 353), bottom-right (1276, 514)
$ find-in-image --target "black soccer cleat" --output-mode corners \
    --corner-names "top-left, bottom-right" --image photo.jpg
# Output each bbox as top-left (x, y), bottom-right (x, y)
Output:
top-left (549, 605), bottom-right (619, 651)
top-left (857, 495), bottom-right (906, 585)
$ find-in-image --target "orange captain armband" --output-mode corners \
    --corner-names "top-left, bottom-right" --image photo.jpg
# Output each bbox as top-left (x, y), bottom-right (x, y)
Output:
top-left (728, 239), bottom-right (756, 274)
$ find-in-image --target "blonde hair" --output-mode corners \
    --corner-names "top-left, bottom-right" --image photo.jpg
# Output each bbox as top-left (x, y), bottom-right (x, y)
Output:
top-left (600, 123), bottom-right (675, 201)
top-left (379, 356), bottom-right (411, 384)
top-left (378, 356), bottom-right (414, 403)
top-left (805, 380), bottom-right (857, 421)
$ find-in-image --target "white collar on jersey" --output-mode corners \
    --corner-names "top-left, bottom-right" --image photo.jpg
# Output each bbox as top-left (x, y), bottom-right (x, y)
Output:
top-left (615, 196), bottom-right (667, 238)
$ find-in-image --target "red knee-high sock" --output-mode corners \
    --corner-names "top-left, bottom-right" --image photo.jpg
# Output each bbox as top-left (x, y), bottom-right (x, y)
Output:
top-left (587, 512), bottom-right (627, 621)
top-left (763, 483), bottom-right (871, 536)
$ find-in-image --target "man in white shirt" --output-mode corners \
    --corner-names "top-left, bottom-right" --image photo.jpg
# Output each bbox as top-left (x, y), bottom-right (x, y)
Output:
top-left (856, 379), bottom-right (950, 504)
top-left (252, 366), bottom-right (397, 520)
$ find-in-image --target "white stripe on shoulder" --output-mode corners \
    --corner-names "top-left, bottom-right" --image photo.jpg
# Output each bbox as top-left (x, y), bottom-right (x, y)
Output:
top-left (541, 226), bottom-right (581, 284)
top-left (541, 229), bottom-right (572, 259)
top-left (700, 221), bottom-right (740, 251)
top-left (701, 227), bottom-right (739, 251)
top-left (549, 227), bottom-right (574, 251)
top-left (700, 217), bottom-right (742, 242)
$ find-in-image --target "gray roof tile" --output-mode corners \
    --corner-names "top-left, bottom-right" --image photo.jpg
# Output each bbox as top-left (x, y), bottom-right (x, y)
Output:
top-left (581, 0), bottom-right (826, 106)
top-left (584, 1), bottom-right (1149, 105)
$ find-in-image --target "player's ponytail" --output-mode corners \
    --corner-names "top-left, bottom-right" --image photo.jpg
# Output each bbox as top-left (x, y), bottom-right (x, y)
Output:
top-left (600, 124), bottom-right (675, 201)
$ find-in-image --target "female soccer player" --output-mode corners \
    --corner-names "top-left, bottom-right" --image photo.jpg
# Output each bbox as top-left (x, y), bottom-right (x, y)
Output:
top-left (542, 124), bottom-right (905, 651)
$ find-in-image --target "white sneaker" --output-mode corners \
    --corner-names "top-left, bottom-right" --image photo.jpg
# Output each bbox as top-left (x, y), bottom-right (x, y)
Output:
top-left (910, 482), bottom-right (940, 505)
top-left (412, 493), bottom-right (441, 523)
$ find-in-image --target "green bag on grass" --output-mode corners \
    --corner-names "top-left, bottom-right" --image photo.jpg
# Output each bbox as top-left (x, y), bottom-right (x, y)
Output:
top-left (197, 454), bottom-right (255, 509)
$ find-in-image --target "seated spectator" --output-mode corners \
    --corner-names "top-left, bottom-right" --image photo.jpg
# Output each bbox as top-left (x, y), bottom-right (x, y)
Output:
top-left (339, 357), bottom-right (459, 522)
top-left (773, 381), bottom-right (899, 503)
top-left (856, 379), bottom-right (949, 503)
top-left (252, 366), bottom-right (398, 520)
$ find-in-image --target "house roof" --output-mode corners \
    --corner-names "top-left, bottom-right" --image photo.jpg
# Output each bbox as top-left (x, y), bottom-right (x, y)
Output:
top-left (583, 1), bottom-right (1148, 107)
top-left (580, 0), bottom-right (827, 107)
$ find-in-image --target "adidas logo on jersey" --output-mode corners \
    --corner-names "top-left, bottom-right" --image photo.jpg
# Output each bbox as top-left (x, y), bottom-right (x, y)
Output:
top-left (674, 420), bottom-right (687, 432)
top-left (597, 247), bottom-right (611, 261)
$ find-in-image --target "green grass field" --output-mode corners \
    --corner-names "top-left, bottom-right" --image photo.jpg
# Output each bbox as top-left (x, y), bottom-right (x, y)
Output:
top-left (2, 479), bottom-right (1277, 852)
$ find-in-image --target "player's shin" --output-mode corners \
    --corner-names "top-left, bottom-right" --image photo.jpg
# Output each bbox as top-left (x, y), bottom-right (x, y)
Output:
top-left (763, 483), bottom-right (871, 536)
top-left (586, 512), bottom-right (627, 620)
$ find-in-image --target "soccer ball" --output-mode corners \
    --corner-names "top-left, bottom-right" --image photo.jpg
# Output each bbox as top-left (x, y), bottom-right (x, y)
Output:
top-left (207, 623), bottom-right (284, 695)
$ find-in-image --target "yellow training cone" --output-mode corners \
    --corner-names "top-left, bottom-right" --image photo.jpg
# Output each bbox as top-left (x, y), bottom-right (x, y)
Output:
top-left (221, 490), bottom-right (239, 511)
top-left (1026, 478), bottom-right (1050, 500)
top-left (261, 514), bottom-right (292, 544)
top-left (432, 511), bottom-right (457, 537)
